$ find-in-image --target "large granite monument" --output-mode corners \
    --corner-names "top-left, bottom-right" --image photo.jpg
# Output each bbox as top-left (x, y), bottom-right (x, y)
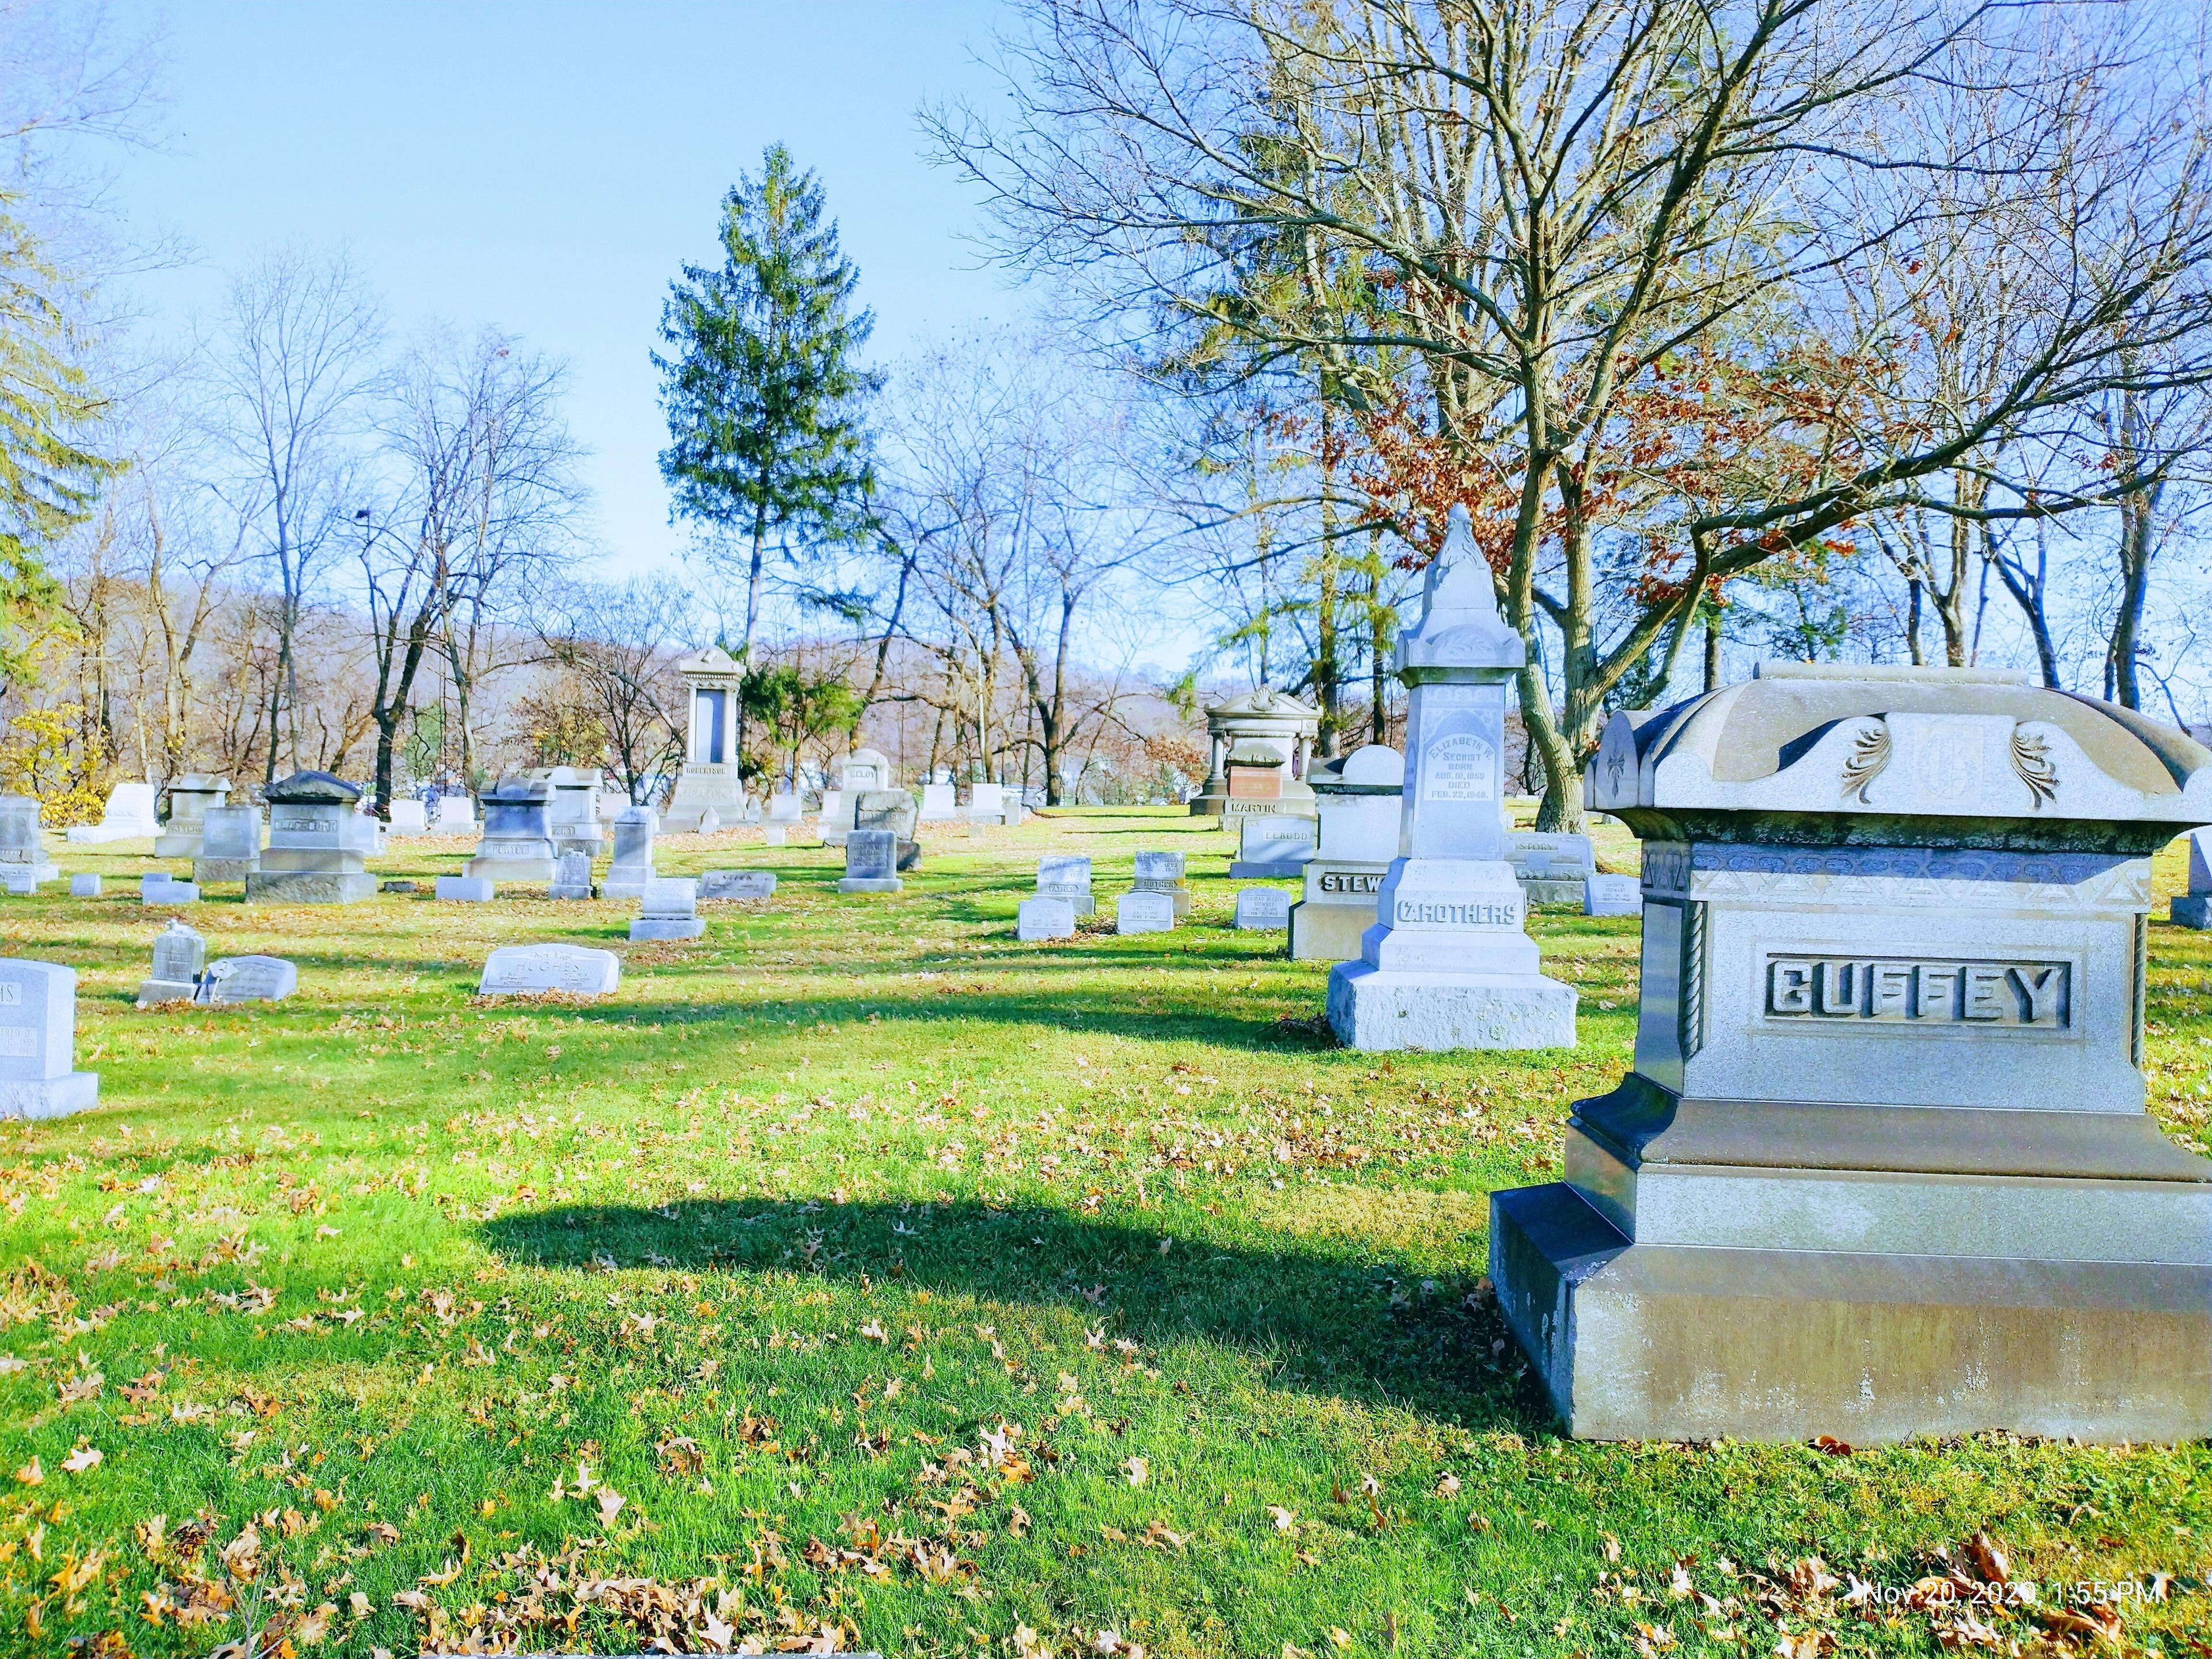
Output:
top-left (466, 779), bottom-right (557, 884)
top-left (660, 646), bottom-right (751, 832)
top-left (155, 774), bottom-right (230, 858)
top-left (1491, 660), bottom-right (2212, 1444)
top-left (245, 772), bottom-right (377, 903)
top-left (1188, 690), bottom-right (1320, 820)
top-left (1325, 513), bottom-right (1577, 1051)
top-left (0, 960), bottom-right (96, 1118)
top-left (194, 805), bottom-right (263, 885)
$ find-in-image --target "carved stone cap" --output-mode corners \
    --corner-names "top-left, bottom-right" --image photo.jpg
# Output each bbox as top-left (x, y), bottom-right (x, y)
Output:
top-left (1589, 663), bottom-right (2212, 829)
top-left (482, 777), bottom-right (553, 804)
top-left (264, 771), bottom-right (361, 805)
top-left (1205, 687), bottom-right (1321, 720)
top-left (1396, 507), bottom-right (1524, 674)
top-left (1224, 741), bottom-right (1285, 768)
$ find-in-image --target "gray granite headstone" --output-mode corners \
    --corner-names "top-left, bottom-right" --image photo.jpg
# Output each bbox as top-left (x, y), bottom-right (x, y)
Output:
top-left (69, 873), bottom-right (100, 897)
top-left (195, 804), bottom-right (264, 884)
top-left (247, 772), bottom-right (377, 903)
top-left (0, 960), bottom-right (96, 1118)
top-left (601, 805), bottom-right (657, 900)
top-left (630, 877), bottom-right (704, 940)
top-left (1035, 854), bottom-right (1095, 917)
top-left (1130, 850), bottom-right (1191, 916)
top-left (1233, 887), bottom-right (1290, 929)
top-left (199, 955), bottom-right (297, 1004)
top-left (138, 921), bottom-right (205, 1005)
top-left (1583, 873), bottom-right (1639, 916)
top-left (838, 829), bottom-right (902, 895)
top-left (479, 944), bottom-right (620, 997)
top-left (549, 850), bottom-right (596, 900)
top-left (699, 870), bottom-right (776, 900)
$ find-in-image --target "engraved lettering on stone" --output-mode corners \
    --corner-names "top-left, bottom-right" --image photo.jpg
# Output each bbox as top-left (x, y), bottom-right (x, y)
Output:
top-left (2010, 726), bottom-right (2058, 808)
top-left (1393, 899), bottom-right (1520, 927)
top-left (0, 1029), bottom-right (35, 1058)
top-left (1764, 955), bottom-right (2070, 1028)
top-left (1420, 732), bottom-right (1495, 803)
top-left (1319, 872), bottom-right (1384, 895)
top-left (0, 986), bottom-right (22, 1006)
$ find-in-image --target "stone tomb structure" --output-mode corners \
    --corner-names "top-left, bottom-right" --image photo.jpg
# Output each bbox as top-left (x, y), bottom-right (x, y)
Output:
top-left (1035, 855), bottom-right (1095, 918)
top-left (66, 782), bottom-right (159, 844)
top-left (631, 878), bottom-right (704, 941)
top-left (155, 774), bottom-right (231, 857)
top-left (839, 830), bottom-right (903, 895)
top-left (201, 956), bottom-right (297, 1004)
top-left (1490, 661), bottom-right (2212, 1444)
top-left (0, 794), bottom-right (58, 884)
top-left (480, 944), bottom-right (621, 997)
top-left (0, 960), bottom-right (97, 1118)
top-left (1130, 851), bottom-right (1192, 917)
top-left (1326, 514), bottom-right (1577, 1052)
top-left (2171, 828), bottom-right (2212, 927)
top-left (1188, 689), bottom-right (1320, 820)
top-left (661, 646), bottom-right (751, 832)
top-left (467, 779), bottom-right (558, 885)
top-left (246, 772), bottom-right (378, 903)
top-left (601, 805), bottom-right (657, 901)
top-left (138, 919), bottom-right (206, 1005)
top-left (1290, 745), bottom-right (1403, 962)
top-left (195, 805), bottom-right (263, 885)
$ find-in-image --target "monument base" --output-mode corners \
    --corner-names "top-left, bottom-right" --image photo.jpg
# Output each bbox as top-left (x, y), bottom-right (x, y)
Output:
top-left (1325, 961), bottom-right (1577, 1050)
top-left (136, 979), bottom-right (198, 1006)
top-left (547, 882), bottom-right (596, 900)
top-left (838, 877), bottom-right (902, 895)
top-left (465, 857), bottom-right (556, 884)
top-left (601, 877), bottom-right (654, 901)
top-left (1517, 877), bottom-right (1586, 906)
top-left (1490, 1183), bottom-right (2212, 1444)
top-left (0, 1071), bottom-right (99, 1119)
top-left (630, 918), bottom-right (705, 940)
top-left (194, 858), bottom-right (256, 884)
top-left (1229, 858), bottom-right (1309, 880)
top-left (1288, 902), bottom-right (1375, 962)
top-left (2172, 894), bottom-right (2212, 928)
top-left (244, 871), bottom-right (377, 904)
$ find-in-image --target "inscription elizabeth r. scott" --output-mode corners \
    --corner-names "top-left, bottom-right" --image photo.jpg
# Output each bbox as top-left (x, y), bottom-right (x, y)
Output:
top-left (1764, 955), bottom-right (2069, 1029)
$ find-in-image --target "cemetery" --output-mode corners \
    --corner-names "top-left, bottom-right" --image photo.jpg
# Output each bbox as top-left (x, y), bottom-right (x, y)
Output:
top-left (5, 8), bottom-right (2212, 1654)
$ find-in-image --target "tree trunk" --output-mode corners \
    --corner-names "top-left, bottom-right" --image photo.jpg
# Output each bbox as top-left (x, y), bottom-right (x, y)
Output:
top-left (1702, 609), bottom-right (1719, 693)
top-left (2112, 485), bottom-right (2155, 709)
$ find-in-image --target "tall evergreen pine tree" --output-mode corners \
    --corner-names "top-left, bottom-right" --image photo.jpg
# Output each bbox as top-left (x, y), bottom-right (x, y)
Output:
top-left (655, 145), bottom-right (881, 777)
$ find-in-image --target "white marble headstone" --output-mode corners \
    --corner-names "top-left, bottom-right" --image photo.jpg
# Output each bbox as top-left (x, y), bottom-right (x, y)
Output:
top-left (479, 944), bottom-right (621, 997)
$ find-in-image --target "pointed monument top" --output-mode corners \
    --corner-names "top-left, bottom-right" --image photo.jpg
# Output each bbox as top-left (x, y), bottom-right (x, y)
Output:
top-left (1398, 507), bottom-right (1524, 675)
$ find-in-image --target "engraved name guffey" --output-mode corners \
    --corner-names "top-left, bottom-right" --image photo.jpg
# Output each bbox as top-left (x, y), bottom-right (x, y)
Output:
top-left (1765, 956), bottom-right (2069, 1027)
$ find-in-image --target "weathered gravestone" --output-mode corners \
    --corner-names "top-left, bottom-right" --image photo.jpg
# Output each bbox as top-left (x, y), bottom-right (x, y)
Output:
top-left (1116, 890), bottom-right (1176, 935)
top-left (1017, 896), bottom-right (1077, 941)
top-left (540, 767), bottom-right (606, 858)
top-left (138, 919), bottom-right (205, 1005)
top-left (479, 943), bottom-right (621, 997)
top-left (0, 794), bottom-right (58, 883)
top-left (1229, 813), bottom-right (1318, 879)
top-left (194, 804), bottom-right (263, 885)
top-left (1, 869), bottom-right (34, 896)
top-left (700, 870), bottom-right (777, 901)
top-left (918, 781), bottom-right (957, 821)
top-left (435, 875), bottom-right (494, 902)
top-left (1326, 510), bottom-right (1576, 1052)
top-left (768, 793), bottom-right (803, 824)
top-left (246, 772), bottom-right (378, 903)
top-left (0, 960), bottom-right (97, 1118)
top-left (631, 877), bottom-right (704, 940)
top-left (69, 874), bottom-right (99, 897)
top-left (817, 789), bottom-right (844, 836)
top-left (65, 782), bottom-right (158, 844)
top-left (1290, 744), bottom-right (1403, 963)
top-left (2171, 827), bottom-right (2212, 928)
top-left (155, 774), bottom-right (230, 857)
top-left (1488, 659), bottom-right (2212, 1445)
top-left (1234, 887), bottom-right (1290, 930)
top-left (548, 850), bottom-right (596, 901)
top-left (199, 955), bottom-right (297, 1005)
top-left (466, 778), bottom-right (557, 884)
top-left (433, 794), bottom-right (476, 835)
top-left (838, 830), bottom-right (903, 895)
top-left (821, 751), bottom-right (892, 846)
top-left (381, 879), bottom-right (418, 893)
top-left (1582, 873), bottom-right (1640, 916)
top-left (600, 805), bottom-right (657, 901)
top-left (763, 824), bottom-right (787, 847)
top-left (968, 782), bottom-right (1007, 825)
top-left (144, 879), bottom-right (200, 904)
top-left (1034, 854), bottom-right (1095, 918)
top-left (1130, 850), bottom-right (1191, 918)
top-left (1506, 831), bottom-right (1597, 906)
top-left (385, 799), bottom-right (429, 834)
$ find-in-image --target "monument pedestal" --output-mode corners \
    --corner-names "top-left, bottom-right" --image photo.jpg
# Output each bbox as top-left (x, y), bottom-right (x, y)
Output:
top-left (0, 1072), bottom-right (99, 1119)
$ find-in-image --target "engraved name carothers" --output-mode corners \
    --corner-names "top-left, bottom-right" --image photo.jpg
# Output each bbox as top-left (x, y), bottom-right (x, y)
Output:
top-left (1394, 897), bottom-right (1521, 928)
top-left (1764, 955), bottom-right (2070, 1028)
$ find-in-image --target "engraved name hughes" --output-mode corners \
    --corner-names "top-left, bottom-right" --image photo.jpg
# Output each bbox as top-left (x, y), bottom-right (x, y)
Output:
top-left (1764, 955), bottom-right (2070, 1028)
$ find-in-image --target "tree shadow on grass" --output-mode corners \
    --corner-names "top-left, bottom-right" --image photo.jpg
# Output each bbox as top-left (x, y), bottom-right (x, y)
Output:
top-left (482, 1196), bottom-right (1547, 1431)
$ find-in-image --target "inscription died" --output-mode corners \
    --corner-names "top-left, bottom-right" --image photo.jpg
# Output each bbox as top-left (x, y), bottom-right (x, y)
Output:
top-left (1765, 956), bottom-right (2069, 1028)
top-left (1420, 732), bottom-right (1495, 803)
top-left (0, 1027), bottom-right (37, 1056)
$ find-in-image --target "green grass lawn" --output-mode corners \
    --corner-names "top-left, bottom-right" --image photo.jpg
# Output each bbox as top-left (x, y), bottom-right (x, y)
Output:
top-left (1, 805), bottom-right (2206, 1658)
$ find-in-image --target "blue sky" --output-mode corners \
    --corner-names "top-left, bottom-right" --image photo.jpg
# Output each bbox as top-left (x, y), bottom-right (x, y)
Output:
top-left (110, 0), bottom-right (1022, 576)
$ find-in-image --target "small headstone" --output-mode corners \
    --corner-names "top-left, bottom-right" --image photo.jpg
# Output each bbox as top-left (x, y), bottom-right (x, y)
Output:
top-left (1017, 896), bottom-right (1077, 940)
top-left (386, 800), bottom-right (429, 834)
top-left (838, 829), bottom-right (903, 895)
top-left (968, 783), bottom-right (1006, 824)
top-left (699, 870), bottom-right (776, 901)
top-left (1131, 850), bottom-right (1192, 916)
top-left (141, 873), bottom-right (173, 897)
top-left (65, 782), bottom-right (158, 844)
top-left (195, 804), bottom-right (263, 884)
top-left (1116, 890), bottom-right (1176, 935)
top-left (764, 824), bottom-right (787, 847)
top-left (1507, 831), bottom-right (1597, 905)
top-left (767, 792), bottom-right (802, 823)
top-left (2, 869), bottom-right (36, 896)
top-left (435, 875), bottom-right (495, 902)
top-left (855, 788), bottom-right (919, 840)
top-left (199, 955), bottom-right (297, 1005)
top-left (151, 880), bottom-right (201, 904)
top-left (630, 877), bottom-right (705, 941)
top-left (2172, 827), bottom-right (2212, 928)
top-left (1035, 854), bottom-right (1096, 917)
top-left (69, 874), bottom-right (99, 897)
top-left (433, 794), bottom-right (476, 834)
top-left (380, 878), bottom-right (418, 893)
top-left (548, 850), bottom-right (596, 900)
top-left (918, 782), bottom-right (957, 821)
top-left (600, 805), bottom-right (657, 900)
top-left (1234, 887), bottom-right (1291, 930)
top-left (0, 960), bottom-right (96, 1118)
top-left (1229, 815), bottom-right (1319, 878)
top-left (138, 920), bottom-right (206, 1006)
top-left (246, 771), bottom-right (378, 903)
top-left (479, 943), bottom-right (621, 997)
top-left (1583, 874), bottom-right (1640, 916)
